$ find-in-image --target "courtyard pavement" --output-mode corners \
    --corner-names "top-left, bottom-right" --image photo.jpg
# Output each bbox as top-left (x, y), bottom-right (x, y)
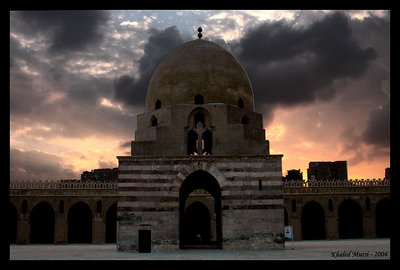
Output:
top-left (9, 239), bottom-right (390, 260)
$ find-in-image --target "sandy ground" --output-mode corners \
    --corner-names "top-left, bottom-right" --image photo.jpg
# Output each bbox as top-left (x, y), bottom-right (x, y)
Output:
top-left (9, 238), bottom-right (390, 260)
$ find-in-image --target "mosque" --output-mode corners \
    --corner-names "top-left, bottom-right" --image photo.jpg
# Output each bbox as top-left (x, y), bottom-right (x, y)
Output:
top-left (9, 28), bottom-right (390, 251)
top-left (116, 28), bottom-right (285, 251)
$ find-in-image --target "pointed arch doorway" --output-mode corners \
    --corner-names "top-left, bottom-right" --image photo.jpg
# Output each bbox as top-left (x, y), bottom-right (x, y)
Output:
top-left (179, 170), bottom-right (222, 249)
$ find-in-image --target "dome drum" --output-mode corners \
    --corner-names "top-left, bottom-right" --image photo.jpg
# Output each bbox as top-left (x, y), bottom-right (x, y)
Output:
top-left (132, 103), bottom-right (268, 156)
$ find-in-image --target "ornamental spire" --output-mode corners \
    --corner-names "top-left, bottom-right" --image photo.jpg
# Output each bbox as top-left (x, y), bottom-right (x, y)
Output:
top-left (197, 26), bottom-right (203, 39)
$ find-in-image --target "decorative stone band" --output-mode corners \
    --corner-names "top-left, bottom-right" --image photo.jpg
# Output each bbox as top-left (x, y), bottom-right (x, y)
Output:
top-left (117, 156), bottom-right (283, 213)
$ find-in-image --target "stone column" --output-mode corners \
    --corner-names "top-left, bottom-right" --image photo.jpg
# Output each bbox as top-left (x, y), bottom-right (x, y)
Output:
top-left (326, 215), bottom-right (338, 239)
top-left (93, 216), bottom-right (105, 244)
top-left (54, 217), bottom-right (67, 244)
top-left (16, 214), bottom-right (29, 244)
top-left (364, 213), bottom-right (376, 238)
top-left (290, 217), bottom-right (302, 241)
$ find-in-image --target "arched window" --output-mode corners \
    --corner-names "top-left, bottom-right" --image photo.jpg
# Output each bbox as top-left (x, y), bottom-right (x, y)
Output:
top-left (187, 130), bottom-right (198, 155)
top-left (151, 115), bottom-right (158, 127)
top-left (195, 113), bottom-right (205, 128)
top-left (194, 94), bottom-right (204, 104)
top-left (202, 130), bottom-right (212, 155)
top-left (155, 99), bottom-right (161, 110)
top-left (188, 107), bottom-right (211, 129)
top-left (238, 98), bottom-right (244, 108)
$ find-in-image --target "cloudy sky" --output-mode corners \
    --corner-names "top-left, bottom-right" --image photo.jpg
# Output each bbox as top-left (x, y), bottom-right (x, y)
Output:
top-left (10, 10), bottom-right (390, 181)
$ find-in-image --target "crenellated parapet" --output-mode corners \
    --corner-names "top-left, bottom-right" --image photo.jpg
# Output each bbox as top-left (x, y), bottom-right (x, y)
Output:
top-left (10, 180), bottom-right (118, 190)
top-left (10, 180), bottom-right (118, 197)
top-left (283, 179), bottom-right (390, 195)
top-left (10, 178), bottom-right (390, 191)
top-left (283, 179), bottom-right (390, 188)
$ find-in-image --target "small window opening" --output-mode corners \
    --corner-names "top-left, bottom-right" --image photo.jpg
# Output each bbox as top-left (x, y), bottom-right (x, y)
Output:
top-left (21, 199), bottom-right (28, 214)
top-left (155, 99), bottom-right (161, 110)
top-left (366, 197), bottom-right (371, 211)
top-left (291, 199), bottom-right (297, 212)
top-left (194, 113), bottom-right (205, 127)
top-left (187, 130), bottom-right (198, 155)
top-left (241, 115), bottom-right (249, 125)
top-left (328, 199), bottom-right (333, 212)
top-left (194, 94), bottom-right (204, 104)
top-left (258, 180), bottom-right (262, 190)
top-left (59, 200), bottom-right (64, 214)
top-left (238, 98), bottom-right (244, 108)
top-left (202, 130), bottom-right (212, 155)
top-left (97, 200), bottom-right (102, 214)
top-left (151, 115), bottom-right (158, 127)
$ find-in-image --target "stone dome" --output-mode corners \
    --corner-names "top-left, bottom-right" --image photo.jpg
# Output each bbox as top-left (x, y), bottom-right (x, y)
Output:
top-left (146, 39), bottom-right (255, 112)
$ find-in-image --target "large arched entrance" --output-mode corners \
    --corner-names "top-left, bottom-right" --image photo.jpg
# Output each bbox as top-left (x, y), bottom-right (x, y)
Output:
top-left (301, 200), bottom-right (326, 240)
top-left (376, 198), bottom-right (390, 238)
top-left (338, 199), bottom-right (363, 239)
top-left (68, 202), bottom-right (92, 243)
top-left (179, 170), bottom-right (222, 249)
top-left (30, 202), bottom-right (55, 244)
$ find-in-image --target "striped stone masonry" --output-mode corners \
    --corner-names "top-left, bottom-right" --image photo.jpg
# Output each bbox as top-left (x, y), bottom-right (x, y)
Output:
top-left (116, 154), bottom-right (284, 251)
top-left (117, 155), bottom-right (283, 212)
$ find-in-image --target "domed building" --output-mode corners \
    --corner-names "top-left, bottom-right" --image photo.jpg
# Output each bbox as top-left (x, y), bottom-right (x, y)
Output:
top-left (117, 31), bottom-right (284, 251)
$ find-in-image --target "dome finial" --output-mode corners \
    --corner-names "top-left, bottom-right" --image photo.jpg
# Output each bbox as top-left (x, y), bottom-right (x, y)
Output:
top-left (197, 26), bottom-right (203, 39)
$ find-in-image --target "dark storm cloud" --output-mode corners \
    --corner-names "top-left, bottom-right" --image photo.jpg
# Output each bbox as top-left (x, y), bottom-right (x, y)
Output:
top-left (233, 11), bottom-right (377, 109)
top-left (10, 10), bottom-right (135, 141)
top-left (113, 26), bottom-right (184, 107)
top-left (12, 10), bottom-right (110, 53)
top-left (361, 102), bottom-right (390, 148)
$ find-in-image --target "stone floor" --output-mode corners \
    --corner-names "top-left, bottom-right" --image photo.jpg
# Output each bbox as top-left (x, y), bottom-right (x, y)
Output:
top-left (9, 239), bottom-right (390, 260)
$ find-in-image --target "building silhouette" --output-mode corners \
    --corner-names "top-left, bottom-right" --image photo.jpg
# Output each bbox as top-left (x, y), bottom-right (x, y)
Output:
top-left (81, 168), bottom-right (118, 182)
top-left (283, 169), bottom-right (303, 181)
top-left (307, 161), bottom-right (348, 181)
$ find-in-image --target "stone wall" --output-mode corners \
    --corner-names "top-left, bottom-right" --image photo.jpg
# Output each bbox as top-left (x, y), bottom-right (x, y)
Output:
top-left (117, 154), bottom-right (284, 251)
top-left (9, 181), bottom-right (117, 244)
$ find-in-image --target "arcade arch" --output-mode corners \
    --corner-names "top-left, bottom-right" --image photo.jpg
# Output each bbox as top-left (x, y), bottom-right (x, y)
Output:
top-left (105, 202), bottom-right (117, 243)
top-left (338, 199), bottom-right (363, 239)
top-left (376, 198), bottom-right (390, 238)
top-left (301, 200), bottom-right (326, 240)
top-left (30, 201), bottom-right (55, 244)
top-left (9, 202), bottom-right (17, 244)
top-left (68, 201), bottom-right (92, 243)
